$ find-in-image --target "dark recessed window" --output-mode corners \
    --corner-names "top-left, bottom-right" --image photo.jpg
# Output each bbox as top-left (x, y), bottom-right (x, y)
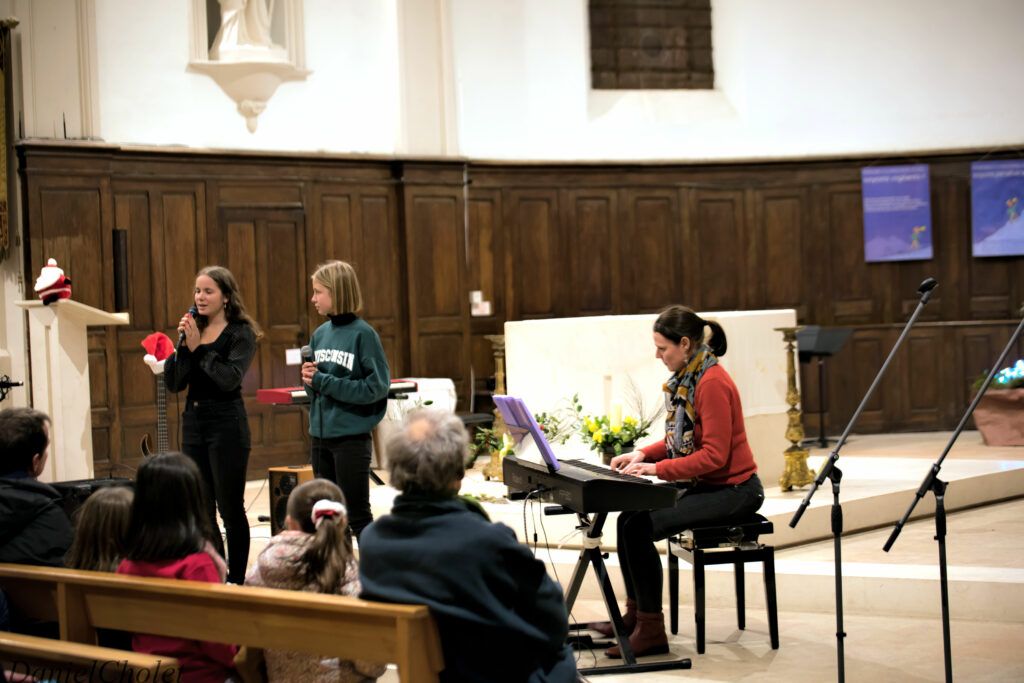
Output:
top-left (589, 0), bottom-right (713, 90)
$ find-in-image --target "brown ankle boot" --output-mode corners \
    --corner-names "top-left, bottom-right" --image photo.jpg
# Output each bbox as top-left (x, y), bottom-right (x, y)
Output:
top-left (605, 610), bottom-right (669, 658)
top-left (589, 598), bottom-right (637, 637)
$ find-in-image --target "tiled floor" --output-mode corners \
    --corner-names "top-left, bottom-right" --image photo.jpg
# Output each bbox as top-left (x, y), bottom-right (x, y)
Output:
top-left (238, 430), bottom-right (1024, 681)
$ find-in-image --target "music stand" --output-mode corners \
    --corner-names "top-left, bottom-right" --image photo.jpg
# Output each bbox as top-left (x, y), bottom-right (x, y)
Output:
top-left (797, 326), bottom-right (852, 448)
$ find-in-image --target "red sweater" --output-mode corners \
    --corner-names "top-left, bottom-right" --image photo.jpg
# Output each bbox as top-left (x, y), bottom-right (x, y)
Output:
top-left (642, 364), bottom-right (757, 485)
top-left (116, 553), bottom-right (238, 683)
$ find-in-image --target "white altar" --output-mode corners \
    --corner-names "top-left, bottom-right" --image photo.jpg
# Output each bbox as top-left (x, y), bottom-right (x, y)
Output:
top-left (15, 299), bottom-right (129, 482)
top-left (504, 310), bottom-right (798, 485)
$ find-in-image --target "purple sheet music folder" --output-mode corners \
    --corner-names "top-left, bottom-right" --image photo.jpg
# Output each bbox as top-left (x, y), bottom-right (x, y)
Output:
top-left (492, 395), bottom-right (560, 472)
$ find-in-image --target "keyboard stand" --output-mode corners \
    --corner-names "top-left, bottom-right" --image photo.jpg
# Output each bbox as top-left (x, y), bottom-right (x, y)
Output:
top-left (564, 511), bottom-right (692, 675)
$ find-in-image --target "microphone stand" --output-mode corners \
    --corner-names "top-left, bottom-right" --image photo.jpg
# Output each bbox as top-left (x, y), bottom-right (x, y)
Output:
top-left (789, 277), bottom-right (937, 683)
top-left (882, 307), bottom-right (1024, 683)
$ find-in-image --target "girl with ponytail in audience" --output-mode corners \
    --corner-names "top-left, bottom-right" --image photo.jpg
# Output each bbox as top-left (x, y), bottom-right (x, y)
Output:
top-left (245, 478), bottom-right (385, 682)
top-left (117, 452), bottom-right (236, 683)
top-left (601, 305), bottom-right (765, 658)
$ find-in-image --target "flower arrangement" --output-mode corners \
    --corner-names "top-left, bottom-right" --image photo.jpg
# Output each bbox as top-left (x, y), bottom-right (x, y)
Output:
top-left (569, 391), bottom-right (660, 461)
top-left (972, 360), bottom-right (1024, 392)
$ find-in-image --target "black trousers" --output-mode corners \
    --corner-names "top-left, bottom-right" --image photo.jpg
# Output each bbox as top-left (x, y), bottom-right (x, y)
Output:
top-left (616, 473), bottom-right (765, 613)
top-left (310, 433), bottom-right (374, 541)
top-left (181, 398), bottom-right (251, 584)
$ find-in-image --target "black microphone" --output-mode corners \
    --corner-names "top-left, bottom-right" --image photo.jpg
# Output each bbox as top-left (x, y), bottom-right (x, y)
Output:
top-left (177, 305), bottom-right (199, 350)
top-left (301, 345), bottom-right (317, 396)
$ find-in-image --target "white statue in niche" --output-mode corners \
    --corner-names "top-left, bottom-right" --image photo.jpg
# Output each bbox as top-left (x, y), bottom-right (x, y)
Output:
top-left (209, 0), bottom-right (287, 63)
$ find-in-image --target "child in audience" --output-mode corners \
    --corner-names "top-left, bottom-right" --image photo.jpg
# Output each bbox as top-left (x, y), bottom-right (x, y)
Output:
top-left (65, 485), bottom-right (136, 649)
top-left (116, 452), bottom-right (237, 683)
top-left (245, 478), bottom-right (385, 682)
top-left (66, 486), bottom-right (134, 572)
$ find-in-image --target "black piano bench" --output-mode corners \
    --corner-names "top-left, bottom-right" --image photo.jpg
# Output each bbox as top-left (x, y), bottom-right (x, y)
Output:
top-left (666, 513), bottom-right (779, 654)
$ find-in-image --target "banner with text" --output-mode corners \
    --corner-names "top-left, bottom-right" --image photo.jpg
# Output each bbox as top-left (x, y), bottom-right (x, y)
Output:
top-left (861, 164), bottom-right (932, 262)
top-left (971, 160), bottom-right (1024, 257)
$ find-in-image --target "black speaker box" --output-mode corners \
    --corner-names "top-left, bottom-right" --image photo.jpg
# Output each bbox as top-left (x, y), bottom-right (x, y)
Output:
top-left (49, 477), bottom-right (134, 522)
top-left (268, 465), bottom-right (314, 535)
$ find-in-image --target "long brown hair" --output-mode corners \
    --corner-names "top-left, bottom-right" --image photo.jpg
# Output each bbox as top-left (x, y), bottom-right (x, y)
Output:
top-left (286, 478), bottom-right (353, 594)
top-left (65, 486), bottom-right (134, 572)
top-left (196, 265), bottom-right (264, 339)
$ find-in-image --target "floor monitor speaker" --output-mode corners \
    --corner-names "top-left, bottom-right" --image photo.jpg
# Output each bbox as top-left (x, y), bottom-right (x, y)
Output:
top-left (268, 465), bottom-right (314, 535)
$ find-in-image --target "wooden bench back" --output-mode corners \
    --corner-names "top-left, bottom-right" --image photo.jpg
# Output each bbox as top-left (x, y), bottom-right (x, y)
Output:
top-left (0, 631), bottom-right (180, 683)
top-left (0, 563), bottom-right (443, 683)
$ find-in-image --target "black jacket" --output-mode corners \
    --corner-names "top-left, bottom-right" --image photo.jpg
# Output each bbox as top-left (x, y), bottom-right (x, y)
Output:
top-left (359, 493), bottom-right (577, 683)
top-left (0, 475), bottom-right (74, 567)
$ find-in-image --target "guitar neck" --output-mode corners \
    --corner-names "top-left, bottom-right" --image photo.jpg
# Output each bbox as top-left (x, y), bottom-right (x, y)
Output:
top-left (157, 380), bottom-right (169, 453)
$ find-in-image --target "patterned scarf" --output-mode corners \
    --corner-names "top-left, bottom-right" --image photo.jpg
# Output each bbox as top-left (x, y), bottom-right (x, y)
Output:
top-left (663, 344), bottom-right (718, 459)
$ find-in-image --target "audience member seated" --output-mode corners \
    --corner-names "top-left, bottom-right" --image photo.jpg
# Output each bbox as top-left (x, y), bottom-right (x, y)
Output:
top-left (244, 478), bottom-right (385, 682)
top-left (0, 407), bottom-right (73, 567)
top-left (358, 409), bottom-right (577, 683)
top-left (116, 453), bottom-right (237, 683)
top-left (65, 485), bottom-right (135, 650)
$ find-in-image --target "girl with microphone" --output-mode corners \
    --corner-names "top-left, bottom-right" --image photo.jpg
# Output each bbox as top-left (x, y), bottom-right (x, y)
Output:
top-left (302, 260), bottom-right (390, 542)
top-left (164, 265), bottom-right (261, 584)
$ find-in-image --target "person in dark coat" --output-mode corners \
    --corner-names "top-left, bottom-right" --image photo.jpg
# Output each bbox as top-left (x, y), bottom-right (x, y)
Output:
top-left (358, 409), bottom-right (577, 683)
top-left (0, 407), bottom-right (73, 567)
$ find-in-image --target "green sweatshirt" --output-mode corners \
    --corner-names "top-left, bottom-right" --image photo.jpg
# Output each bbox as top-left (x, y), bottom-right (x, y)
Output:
top-left (306, 314), bottom-right (390, 437)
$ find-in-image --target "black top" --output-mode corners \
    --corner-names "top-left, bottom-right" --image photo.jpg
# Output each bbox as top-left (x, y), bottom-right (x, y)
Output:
top-left (164, 322), bottom-right (257, 403)
top-left (0, 475), bottom-right (74, 567)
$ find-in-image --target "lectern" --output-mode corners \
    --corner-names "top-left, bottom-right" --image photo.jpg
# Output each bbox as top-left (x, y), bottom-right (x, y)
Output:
top-left (15, 299), bottom-right (129, 482)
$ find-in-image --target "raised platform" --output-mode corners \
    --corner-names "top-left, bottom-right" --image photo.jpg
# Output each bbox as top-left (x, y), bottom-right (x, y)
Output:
top-left (242, 430), bottom-right (1024, 680)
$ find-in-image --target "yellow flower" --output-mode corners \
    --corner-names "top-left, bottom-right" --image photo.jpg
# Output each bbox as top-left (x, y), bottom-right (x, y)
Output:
top-left (588, 419), bottom-right (597, 433)
top-left (624, 416), bottom-right (638, 426)
top-left (593, 430), bottom-right (604, 443)
top-left (611, 425), bottom-right (621, 434)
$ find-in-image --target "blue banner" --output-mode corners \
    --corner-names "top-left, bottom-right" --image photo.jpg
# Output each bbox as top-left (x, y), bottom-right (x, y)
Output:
top-left (971, 160), bottom-right (1024, 257)
top-left (861, 164), bottom-right (932, 262)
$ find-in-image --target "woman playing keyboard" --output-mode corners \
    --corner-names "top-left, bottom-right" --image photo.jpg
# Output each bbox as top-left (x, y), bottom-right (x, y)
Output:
top-left (603, 305), bottom-right (765, 658)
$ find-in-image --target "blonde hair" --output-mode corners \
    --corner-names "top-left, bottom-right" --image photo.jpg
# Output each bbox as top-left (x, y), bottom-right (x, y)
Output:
top-left (65, 486), bottom-right (134, 572)
top-left (312, 260), bottom-right (363, 315)
top-left (286, 478), bottom-right (353, 595)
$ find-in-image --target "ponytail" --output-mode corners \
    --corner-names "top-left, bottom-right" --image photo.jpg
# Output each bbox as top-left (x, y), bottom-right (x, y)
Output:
top-left (705, 319), bottom-right (727, 357)
top-left (301, 514), bottom-right (353, 595)
top-left (654, 305), bottom-right (729, 358)
top-left (286, 478), bottom-right (354, 595)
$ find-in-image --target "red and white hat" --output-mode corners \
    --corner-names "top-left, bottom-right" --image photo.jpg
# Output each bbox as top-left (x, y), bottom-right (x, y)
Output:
top-left (34, 258), bottom-right (72, 304)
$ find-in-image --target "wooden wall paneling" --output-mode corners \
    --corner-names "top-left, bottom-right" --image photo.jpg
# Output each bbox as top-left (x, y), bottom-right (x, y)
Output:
top-left (686, 188), bottom-right (745, 311)
top-left (401, 167), bottom-right (471, 409)
top-left (752, 187), bottom-right (809, 321)
top-left (828, 328), bottom-right (890, 433)
top-left (621, 188), bottom-right (681, 312)
top-left (564, 188), bottom-right (618, 316)
top-left (822, 182), bottom-right (883, 325)
top-left (503, 188), bottom-right (561, 319)
top-left (213, 207), bottom-right (308, 473)
top-left (354, 188), bottom-right (406, 379)
top-left (467, 188), bottom-right (503, 399)
top-left (899, 326), bottom-right (948, 429)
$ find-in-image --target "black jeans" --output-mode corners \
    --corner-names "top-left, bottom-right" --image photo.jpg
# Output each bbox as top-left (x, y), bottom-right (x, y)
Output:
top-left (311, 433), bottom-right (373, 541)
top-left (617, 473), bottom-right (765, 613)
top-left (181, 398), bottom-right (251, 584)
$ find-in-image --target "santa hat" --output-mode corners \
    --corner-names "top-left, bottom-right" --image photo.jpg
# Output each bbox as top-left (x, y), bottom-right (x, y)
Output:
top-left (34, 258), bottom-right (72, 305)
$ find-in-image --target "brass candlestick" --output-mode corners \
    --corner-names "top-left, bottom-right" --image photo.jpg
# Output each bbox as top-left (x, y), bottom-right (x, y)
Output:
top-left (775, 326), bottom-right (815, 491)
top-left (482, 334), bottom-right (507, 481)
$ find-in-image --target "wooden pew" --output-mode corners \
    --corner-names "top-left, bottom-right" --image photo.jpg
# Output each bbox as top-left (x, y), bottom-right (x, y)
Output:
top-left (0, 631), bottom-right (180, 683)
top-left (0, 563), bottom-right (444, 683)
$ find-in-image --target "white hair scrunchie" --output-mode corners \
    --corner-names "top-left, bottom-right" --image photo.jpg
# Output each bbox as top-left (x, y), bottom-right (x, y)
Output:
top-left (311, 499), bottom-right (347, 529)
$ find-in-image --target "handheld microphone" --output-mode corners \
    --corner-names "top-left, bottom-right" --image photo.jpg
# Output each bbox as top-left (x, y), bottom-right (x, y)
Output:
top-left (300, 345), bottom-right (313, 364)
top-left (177, 305), bottom-right (199, 350)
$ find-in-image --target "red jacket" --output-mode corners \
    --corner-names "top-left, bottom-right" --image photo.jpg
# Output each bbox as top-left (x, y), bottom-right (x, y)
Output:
top-left (116, 553), bottom-right (237, 683)
top-left (642, 364), bottom-right (757, 485)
